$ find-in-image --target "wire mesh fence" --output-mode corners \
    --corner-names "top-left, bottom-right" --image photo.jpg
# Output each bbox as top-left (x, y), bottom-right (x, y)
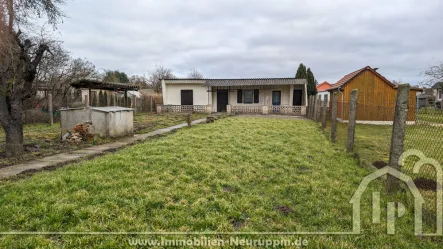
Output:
top-left (404, 107), bottom-right (443, 216)
top-left (309, 93), bottom-right (443, 222)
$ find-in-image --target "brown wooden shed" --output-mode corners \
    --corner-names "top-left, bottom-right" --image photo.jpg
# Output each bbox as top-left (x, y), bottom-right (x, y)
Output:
top-left (328, 66), bottom-right (422, 122)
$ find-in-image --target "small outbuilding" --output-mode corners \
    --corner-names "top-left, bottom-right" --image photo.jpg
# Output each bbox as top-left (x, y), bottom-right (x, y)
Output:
top-left (328, 66), bottom-right (422, 123)
top-left (60, 106), bottom-right (134, 138)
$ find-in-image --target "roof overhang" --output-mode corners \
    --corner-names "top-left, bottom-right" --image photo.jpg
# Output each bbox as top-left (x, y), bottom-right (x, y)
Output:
top-left (71, 79), bottom-right (139, 91)
top-left (164, 78), bottom-right (307, 87)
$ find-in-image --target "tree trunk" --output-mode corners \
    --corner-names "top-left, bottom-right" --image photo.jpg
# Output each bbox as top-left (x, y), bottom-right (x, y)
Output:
top-left (2, 120), bottom-right (24, 157)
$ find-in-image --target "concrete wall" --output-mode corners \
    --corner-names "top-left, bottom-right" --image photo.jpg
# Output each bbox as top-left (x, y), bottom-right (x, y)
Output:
top-left (163, 83), bottom-right (209, 105)
top-left (108, 111), bottom-right (134, 137)
top-left (60, 108), bottom-right (90, 133)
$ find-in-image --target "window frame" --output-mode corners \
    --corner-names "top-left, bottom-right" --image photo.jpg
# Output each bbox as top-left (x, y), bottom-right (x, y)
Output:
top-left (243, 89), bottom-right (254, 104)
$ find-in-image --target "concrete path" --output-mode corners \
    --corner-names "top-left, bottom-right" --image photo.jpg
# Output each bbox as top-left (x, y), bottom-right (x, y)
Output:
top-left (0, 119), bottom-right (206, 179)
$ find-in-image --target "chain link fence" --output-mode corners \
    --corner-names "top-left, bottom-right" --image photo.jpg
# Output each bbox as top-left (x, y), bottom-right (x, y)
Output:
top-left (309, 92), bottom-right (442, 223)
top-left (404, 106), bottom-right (443, 217)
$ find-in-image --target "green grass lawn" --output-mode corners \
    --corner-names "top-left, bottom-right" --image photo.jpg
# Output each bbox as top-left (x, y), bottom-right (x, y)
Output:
top-left (0, 117), bottom-right (440, 248)
top-left (0, 113), bottom-right (207, 167)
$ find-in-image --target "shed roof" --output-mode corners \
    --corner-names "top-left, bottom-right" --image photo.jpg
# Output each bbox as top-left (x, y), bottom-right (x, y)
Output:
top-left (164, 78), bottom-right (307, 87)
top-left (71, 79), bottom-right (139, 91)
top-left (328, 66), bottom-right (421, 91)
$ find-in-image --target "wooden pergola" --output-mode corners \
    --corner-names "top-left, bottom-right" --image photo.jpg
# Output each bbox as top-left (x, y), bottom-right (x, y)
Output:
top-left (71, 79), bottom-right (139, 107)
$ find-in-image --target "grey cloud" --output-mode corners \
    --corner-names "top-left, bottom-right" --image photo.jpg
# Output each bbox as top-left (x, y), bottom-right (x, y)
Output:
top-left (56, 0), bottom-right (443, 84)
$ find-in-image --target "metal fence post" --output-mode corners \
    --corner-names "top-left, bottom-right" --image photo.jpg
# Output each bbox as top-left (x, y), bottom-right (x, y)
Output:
top-left (322, 95), bottom-right (328, 130)
top-left (331, 92), bottom-right (338, 143)
top-left (387, 84), bottom-right (410, 192)
top-left (346, 89), bottom-right (358, 152)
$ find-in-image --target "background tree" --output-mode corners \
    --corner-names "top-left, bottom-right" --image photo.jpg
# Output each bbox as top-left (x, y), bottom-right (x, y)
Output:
top-left (187, 69), bottom-right (203, 79)
top-left (103, 70), bottom-right (129, 83)
top-left (422, 62), bottom-right (443, 87)
top-left (306, 68), bottom-right (318, 96)
top-left (147, 65), bottom-right (175, 93)
top-left (0, 0), bottom-right (65, 157)
top-left (129, 75), bottom-right (148, 89)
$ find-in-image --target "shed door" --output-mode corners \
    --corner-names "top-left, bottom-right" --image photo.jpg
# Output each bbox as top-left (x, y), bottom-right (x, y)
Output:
top-left (181, 90), bottom-right (193, 105)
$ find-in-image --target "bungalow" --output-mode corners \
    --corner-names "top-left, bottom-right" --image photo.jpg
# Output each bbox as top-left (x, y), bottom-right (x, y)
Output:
top-left (159, 78), bottom-right (308, 115)
top-left (328, 66), bottom-right (422, 123)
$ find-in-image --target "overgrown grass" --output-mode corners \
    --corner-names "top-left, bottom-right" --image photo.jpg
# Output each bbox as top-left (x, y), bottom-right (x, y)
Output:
top-left (0, 117), bottom-right (440, 248)
top-left (0, 113), bottom-right (207, 167)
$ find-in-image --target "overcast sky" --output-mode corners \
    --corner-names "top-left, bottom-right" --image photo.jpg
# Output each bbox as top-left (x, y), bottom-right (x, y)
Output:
top-left (56, 0), bottom-right (443, 84)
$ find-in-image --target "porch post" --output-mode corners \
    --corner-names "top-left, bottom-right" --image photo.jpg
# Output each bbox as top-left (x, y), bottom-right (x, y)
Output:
top-left (289, 85), bottom-right (294, 106)
top-left (304, 83), bottom-right (308, 106)
top-left (227, 105), bottom-right (232, 114)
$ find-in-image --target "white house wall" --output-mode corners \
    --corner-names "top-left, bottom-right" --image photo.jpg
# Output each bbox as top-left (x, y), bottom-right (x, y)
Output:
top-left (164, 83), bottom-right (209, 105)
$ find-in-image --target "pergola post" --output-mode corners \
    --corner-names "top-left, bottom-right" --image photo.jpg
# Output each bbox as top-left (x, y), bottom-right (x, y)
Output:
top-left (88, 83), bottom-right (92, 106)
top-left (124, 90), bottom-right (128, 107)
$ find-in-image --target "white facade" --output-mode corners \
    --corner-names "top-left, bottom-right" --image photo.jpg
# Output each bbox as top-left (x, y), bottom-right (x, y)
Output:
top-left (162, 82), bottom-right (209, 105)
top-left (317, 91), bottom-right (330, 107)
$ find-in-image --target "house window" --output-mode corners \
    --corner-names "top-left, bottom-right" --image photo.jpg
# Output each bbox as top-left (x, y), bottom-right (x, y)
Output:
top-left (243, 90), bottom-right (254, 103)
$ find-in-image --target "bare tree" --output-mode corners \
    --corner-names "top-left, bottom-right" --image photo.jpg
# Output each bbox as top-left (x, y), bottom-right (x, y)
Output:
top-left (0, 0), bottom-right (65, 157)
top-left (187, 69), bottom-right (203, 79)
top-left (422, 62), bottom-right (443, 87)
top-left (147, 65), bottom-right (175, 93)
top-left (130, 75), bottom-right (148, 89)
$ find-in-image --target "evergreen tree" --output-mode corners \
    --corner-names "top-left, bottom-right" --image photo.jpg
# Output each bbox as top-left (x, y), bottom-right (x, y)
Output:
top-left (98, 91), bottom-right (104, 107)
top-left (307, 68), bottom-right (318, 96)
top-left (110, 93), bottom-right (115, 106)
top-left (104, 91), bottom-right (109, 106)
top-left (295, 63), bottom-right (307, 79)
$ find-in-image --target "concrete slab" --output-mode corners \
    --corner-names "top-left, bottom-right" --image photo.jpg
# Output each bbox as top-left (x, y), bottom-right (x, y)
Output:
top-left (0, 119), bottom-right (206, 179)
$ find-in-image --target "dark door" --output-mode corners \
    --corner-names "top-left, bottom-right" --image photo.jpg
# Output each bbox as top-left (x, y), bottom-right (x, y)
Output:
top-left (181, 90), bottom-right (193, 105)
top-left (293, 90), bottom-right (302, 106)
top-left (217, 91), bottom-right (229, 112)
top-left (272, 91), bottom-right (281, 105)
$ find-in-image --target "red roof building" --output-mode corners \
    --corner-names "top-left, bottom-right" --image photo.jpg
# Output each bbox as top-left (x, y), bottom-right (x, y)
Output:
top-left (317, 81), bottom-right (331, 92)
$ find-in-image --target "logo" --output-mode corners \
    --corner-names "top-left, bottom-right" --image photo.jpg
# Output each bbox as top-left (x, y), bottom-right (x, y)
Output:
top-left (350, 149), bottom-right (442, 236)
